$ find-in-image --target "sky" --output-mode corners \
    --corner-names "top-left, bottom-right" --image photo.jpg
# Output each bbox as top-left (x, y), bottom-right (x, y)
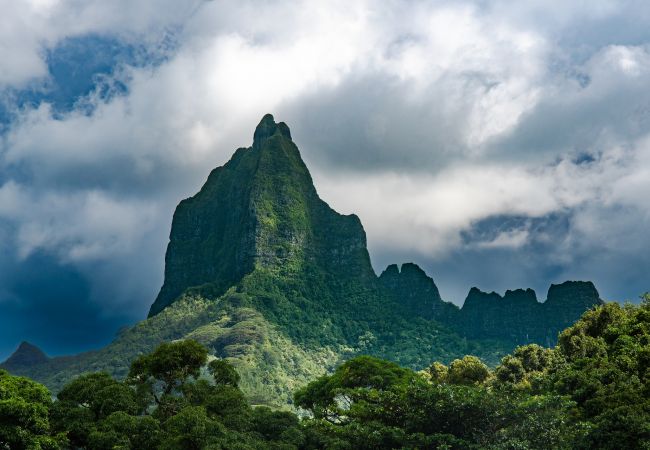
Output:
top-left (1, 0), bottom-right (650, 359)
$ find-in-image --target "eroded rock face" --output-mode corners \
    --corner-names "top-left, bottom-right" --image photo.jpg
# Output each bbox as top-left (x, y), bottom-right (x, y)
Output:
top-left (459, 281), bottom-right (603, 346)
top-left (149, 114), bottom-right (374, 316)
top-left (543, 281), bottom-right (603, 337)
top-left (379, 263), bottom-right (459, 322)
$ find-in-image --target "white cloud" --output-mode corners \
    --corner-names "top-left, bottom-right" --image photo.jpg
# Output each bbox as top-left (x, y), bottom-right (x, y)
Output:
top-left (476, 229), bottom-right (530, 249)
top-left (1, 0), bottom-right (650, 314)
top-left (0, 0), bottom-right (201, 87)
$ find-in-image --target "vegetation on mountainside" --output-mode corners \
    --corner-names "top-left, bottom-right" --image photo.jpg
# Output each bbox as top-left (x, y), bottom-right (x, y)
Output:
top-left (3, 268), bottom-right (508, 407)
top-left (235, 267), bottom-right (508, 367)
top-left (3, 296), bottom-right (648, 449)
top-left (4, 293), bottom-right (342, 407)
top-left (296, 294), bottom-right (650, 449)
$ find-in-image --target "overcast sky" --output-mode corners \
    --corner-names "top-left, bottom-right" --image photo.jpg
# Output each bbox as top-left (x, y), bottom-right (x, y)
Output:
top-left (1, 0), bottom-right (649, 359)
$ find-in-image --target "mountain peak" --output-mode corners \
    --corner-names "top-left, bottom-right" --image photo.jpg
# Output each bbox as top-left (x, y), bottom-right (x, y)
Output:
top-left (1, 341), bottom-right (49, 370)
top-left (379, 262), bottom-right (459, 321)
top-left (253, 113), bottom-right (292, 150)
top-left (545, 281), bottom-right (600, 306)
top-left (148, 115), bottom-right (373, 316)
top-left (544, 280), bottom-right (603, 325)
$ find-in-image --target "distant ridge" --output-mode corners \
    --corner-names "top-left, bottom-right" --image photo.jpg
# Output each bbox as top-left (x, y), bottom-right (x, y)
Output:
top-left (459, 281), bottom-right (603, 346)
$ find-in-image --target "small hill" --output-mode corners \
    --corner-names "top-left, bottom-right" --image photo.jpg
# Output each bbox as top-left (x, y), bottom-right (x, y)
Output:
top-left (2, 342), bottom-right (49, 370)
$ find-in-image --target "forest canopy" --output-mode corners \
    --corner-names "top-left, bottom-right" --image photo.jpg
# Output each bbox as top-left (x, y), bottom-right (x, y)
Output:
top-left (1, 295), bottom-right (648, 449)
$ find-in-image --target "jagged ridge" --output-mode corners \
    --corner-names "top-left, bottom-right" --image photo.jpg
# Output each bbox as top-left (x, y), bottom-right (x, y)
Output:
top-left (459, 281), bottom-right (603, 346)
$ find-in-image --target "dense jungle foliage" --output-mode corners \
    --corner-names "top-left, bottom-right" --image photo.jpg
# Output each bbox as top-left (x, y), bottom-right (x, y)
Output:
top-left (2, 295), bottom-right (648, 449)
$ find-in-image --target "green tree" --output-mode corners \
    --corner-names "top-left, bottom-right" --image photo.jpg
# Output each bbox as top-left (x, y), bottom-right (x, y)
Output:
top-left (295, 356), bottom-right (413, 422)
top-left (208, 359), bottom-right (240, 387)
top-left (56, 372), bottom-right (137, 419)
top-left (48, 340), bottom-right (296, 449)
top-left (546, 296), bottom-right (650, 447)
top-left (428, 361), bottom-right (448, 383)
top-left (128, 340), bottom-right (208, 399)
top-left (160, 406), bottom-right (224, 450)
top-left (251, 407), bottom-right (304, 446)
top-left (495, 355), bottom-right (525, 384)
top-left (447, 355), bottom-right (490, 385)
top-left (51, 372), bottom-right (137, 448)
top-left (86, 411), bottom-right (162, 449)
top-left (125, 339), bottom-right (210, 422)
top-left (0, 370), bottom-right (66, 450)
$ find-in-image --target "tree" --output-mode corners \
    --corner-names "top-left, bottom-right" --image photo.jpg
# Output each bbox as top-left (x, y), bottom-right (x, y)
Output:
top-left (56, 372), bottom-right (137, 419)
top-left (546, 296), bottom-right (650, 447)
top-left (126, 339), bottom-right (209, 422)
top-left (495, 355), bottom-right (525, 384)
top-left (51, 372), bottom-right (137, 448)
top-left (0, 370), bottom-right (66, 450)
top-left (48, 340), bottom-right (294, 449)
top-left (446, 356), bottom-right (490, 385)
top-left (159, 406), bottom-right (224, 450)
top-left (182, 379), bottom-right (251, 430)
top-left (428, 361), bottom-right (448, 383)
top-left (251, 407), bottom-right (304, 446)
top-left (128, 340), bottom-right (208, 399)
top-left (295, 356), bottom-right (413, 422)
top-left (208, 359), bottom-right (240, 387)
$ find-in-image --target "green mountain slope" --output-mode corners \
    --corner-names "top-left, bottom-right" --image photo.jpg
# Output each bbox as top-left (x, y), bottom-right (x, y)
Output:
top-left (1, 115), bottom-right (602, 406)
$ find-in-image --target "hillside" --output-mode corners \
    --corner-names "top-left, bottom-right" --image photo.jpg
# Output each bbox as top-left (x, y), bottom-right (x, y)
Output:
top-left (1, 115), bottom-right (602, 405)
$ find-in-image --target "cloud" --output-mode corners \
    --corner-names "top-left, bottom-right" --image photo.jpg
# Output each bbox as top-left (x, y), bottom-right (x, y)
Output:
top-left (475, 229), bottom-right (530, 249)
top-left (1, 0), bottom-right (650, 357)
top-left (0, 0), bottom-right (186, 87)
top-left (0, 250), bottom-right (135, 359)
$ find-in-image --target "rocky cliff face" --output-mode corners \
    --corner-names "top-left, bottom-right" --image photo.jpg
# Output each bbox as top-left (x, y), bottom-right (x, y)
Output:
top-left (544, 281), bottom-right (602, 327)
top-left (379, 263), bottom-right (460, 322)
top-left (150, 114), bottom-right (374, 316)
top-left (459, 281), bottom-right (603, 346)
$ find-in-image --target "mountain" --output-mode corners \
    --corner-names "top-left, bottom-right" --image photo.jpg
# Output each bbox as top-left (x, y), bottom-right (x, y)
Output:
top-left (459, 281), bottom-right (602, 346)
top-left (1, 114), bottom-right (602, 405)
top-left (2, 341), bottom-right (49, 370)
top-left (379, 263), bottom-right (460, 323)
top-left (150, 113), bottom-right (375, 317)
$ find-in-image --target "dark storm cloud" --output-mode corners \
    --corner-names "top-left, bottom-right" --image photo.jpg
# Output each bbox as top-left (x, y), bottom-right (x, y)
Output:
top-left (0, 251), bottom-right (132, 358)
